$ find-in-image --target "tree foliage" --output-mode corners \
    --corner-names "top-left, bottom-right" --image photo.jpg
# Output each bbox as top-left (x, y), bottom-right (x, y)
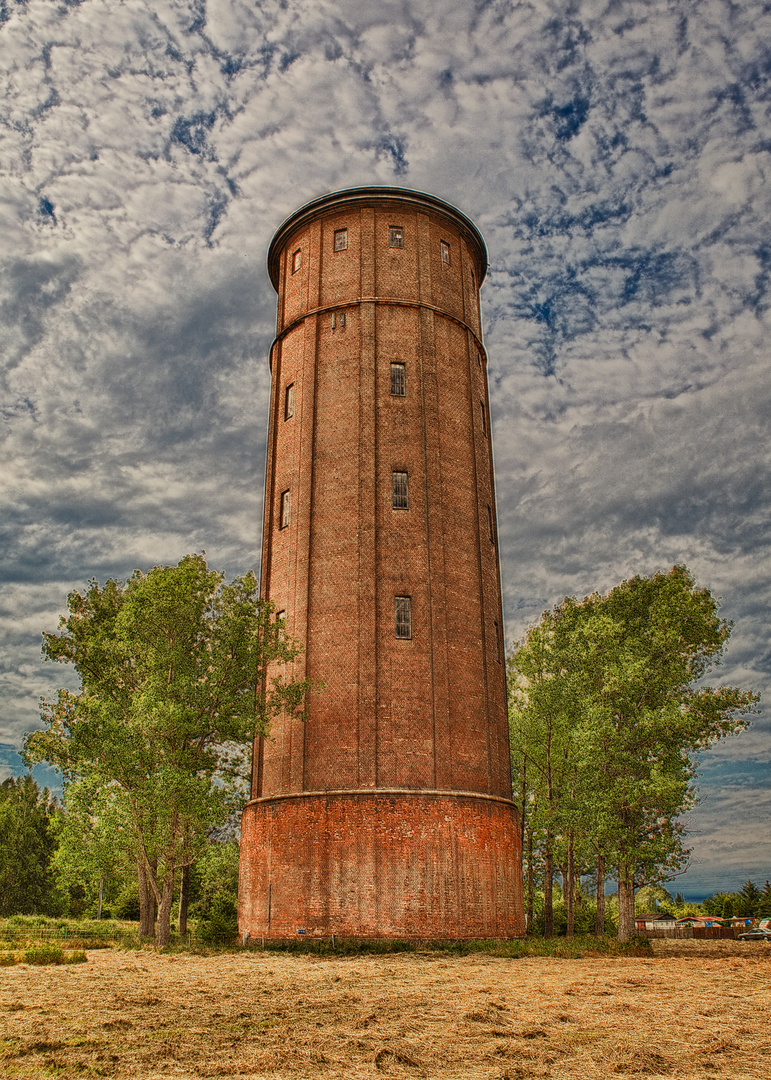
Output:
top-left (0, 775), bottom-right (61, 916)
top-left (24, 554), bottom-right (315, 945)
top-left (509, 566), bottom-right (759, 940)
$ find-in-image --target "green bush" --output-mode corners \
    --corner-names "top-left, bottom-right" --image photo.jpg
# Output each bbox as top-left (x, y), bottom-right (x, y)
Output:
top-left (23, 945), bottom-right (64, 965)
top-left (197, 892), bottom-right (238, 944)
top-left (0, 951), bottom-right (17, 966)
top-left (114, 886), bottom-right (141, 921)
top-left (64, 950), bottom-right (87, 964)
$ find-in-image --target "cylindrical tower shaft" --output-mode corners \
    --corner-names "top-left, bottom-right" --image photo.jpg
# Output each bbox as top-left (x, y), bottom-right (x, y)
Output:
top-left (239, 188), bottom-right (524, 939)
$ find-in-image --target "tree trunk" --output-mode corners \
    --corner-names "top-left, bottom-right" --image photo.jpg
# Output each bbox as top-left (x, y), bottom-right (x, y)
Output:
top-left (595, 854), bottom-right (606, 936)
top-left (155, 865), bottom-right (176, 947)
top-left (526, 824), bottom-right (534, 930)
top-left (138, 857), bottom-right (155, 938)
top-left (566, 833), bottom-right (575, 938)
top-left (544, 830), bottom-right (554, 938)
top-left (178, 864), bottom-right (190, 937)
top-left (617, 861), bottom-right (636, 941)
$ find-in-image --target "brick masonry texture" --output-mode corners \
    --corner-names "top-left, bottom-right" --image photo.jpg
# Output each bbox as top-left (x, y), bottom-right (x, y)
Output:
top-left (240, 791), bottom-right (524, 939)
top-left (239, 188), bottom-right (524, 939)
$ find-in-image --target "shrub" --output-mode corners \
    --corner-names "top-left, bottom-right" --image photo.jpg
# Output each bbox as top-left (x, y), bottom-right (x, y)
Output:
top-left (0, 951), bottom-right (17, 966)
top-left (64, 950), bottom-right (87, 964)
top-left (197, 892), bottom-right (238, 944)
top-left (23, 945), bottom-right (64, 965)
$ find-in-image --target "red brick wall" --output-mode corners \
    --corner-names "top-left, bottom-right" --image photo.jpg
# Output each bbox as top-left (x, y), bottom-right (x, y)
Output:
top-left (239, 791), bottom-right (524, 939)
top-left (242, 189), bottom-right (522, 938)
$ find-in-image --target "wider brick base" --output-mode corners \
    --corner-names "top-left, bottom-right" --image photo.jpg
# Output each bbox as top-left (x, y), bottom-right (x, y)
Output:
top-left (238, 789), bottom-right (524, 940)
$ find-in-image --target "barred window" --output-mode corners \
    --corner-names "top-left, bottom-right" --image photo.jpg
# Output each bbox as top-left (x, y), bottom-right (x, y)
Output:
top-left (291, 248), bottom-right (301, 273)
top-left (332, 310), bottom-right (346, 329)
top-left (390, 362), bottom-right (406, 397)
top-left (389, 226), bottom-right (403, 249)
top-left (395, 596), bottom-right (412, 639)
top-left (280, 490), bottom-right (290, 529)
top-left (440, 240), bottom-right (450, 264)
top-left (392, 471), bottom-right (408, 509)
top-left (284, 383), bottom-right (294, 420)
top-left (334, 228), bottom-right (348, 251)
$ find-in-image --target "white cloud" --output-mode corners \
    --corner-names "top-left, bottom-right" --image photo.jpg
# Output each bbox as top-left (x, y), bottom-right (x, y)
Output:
top-left (0, 0), bottom-right (769, 889)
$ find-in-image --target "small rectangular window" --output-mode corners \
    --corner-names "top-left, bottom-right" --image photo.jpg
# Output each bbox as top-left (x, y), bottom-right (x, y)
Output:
top-left (487, 505), bottom-right (494, 543)
top-left (275, 609), bottom-right (286, 634)
top-left (284, 383), bottom-right (294, 420)
top-left (395, 596), bottom-right (412, 639)
top-left (331, 310), bottom-right (346, 329)
top-left (480, 400), bottom-right (487, 435)
top-left (477, 351), bottom-right (482, 367)
top-left (389, 226), bottom-right (403, 249)
top-left (291, 248), bottom-right (301, 274)
top-left (280, 489), bottom-right (290, 529)
top-left (334, 228), bottom-right (348, 251)
top-left (392, 471), bottom-right (409, 509)
top-left (440, 240), bottom-right (450, 264)
top-left (390, 362), bottom-right (406, 397)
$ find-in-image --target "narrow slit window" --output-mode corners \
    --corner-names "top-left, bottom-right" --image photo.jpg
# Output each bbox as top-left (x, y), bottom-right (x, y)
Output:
top-left (477, 351), bottom-right (483, 367)
top-left (390, 362), bottom-right (406, 397)
top-left (389, 226), bottom-right (403, 249)
top-left (334, 228), bottom-right (348, 251)
top-left (291, 248), bottom-right (302, 274)
top-left (284, 383), bottom-right (294, 420)
top-left (440, 240), bottom-right (450, 264)
top-left (471, 269), bottom-right (476, 289)
top-left (395, 596), bottom-right (412, 639)
top-left (275, 610), bottom-right (286, 635)
top-left (480, 400), bottom-right (487, 435)
top-left (279, 489), bottom-right (290, 530)
top-left (487, 504), bottom-right (494, 543)
top-left (494, 620), bottom-right (502, 663)
top-left (392, 471), bottom-right (409, 509)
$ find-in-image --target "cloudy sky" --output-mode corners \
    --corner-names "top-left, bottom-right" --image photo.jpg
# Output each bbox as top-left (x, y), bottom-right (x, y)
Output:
top-left (1, 0), bottom-right (769, 899)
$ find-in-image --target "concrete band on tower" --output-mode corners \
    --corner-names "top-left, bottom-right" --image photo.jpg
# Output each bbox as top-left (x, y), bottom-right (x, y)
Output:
top-left (238, 187), bottom-right (524, 939)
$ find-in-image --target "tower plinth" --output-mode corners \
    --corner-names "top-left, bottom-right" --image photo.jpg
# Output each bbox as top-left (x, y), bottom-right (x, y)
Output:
top-left (239, 187), bottom-right (524, 939)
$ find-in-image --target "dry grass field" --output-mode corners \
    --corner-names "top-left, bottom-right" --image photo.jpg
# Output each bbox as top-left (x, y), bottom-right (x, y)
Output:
top-left (1, 940), bottom-right (769, 1079)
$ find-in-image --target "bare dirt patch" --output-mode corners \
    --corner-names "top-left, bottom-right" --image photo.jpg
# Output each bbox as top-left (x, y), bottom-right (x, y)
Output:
top-left (0, 942), bottom-right (769, 1079)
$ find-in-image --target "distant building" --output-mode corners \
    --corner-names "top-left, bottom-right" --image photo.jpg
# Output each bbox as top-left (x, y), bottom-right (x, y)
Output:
top-left (636, 912), bottom-right (678, 930)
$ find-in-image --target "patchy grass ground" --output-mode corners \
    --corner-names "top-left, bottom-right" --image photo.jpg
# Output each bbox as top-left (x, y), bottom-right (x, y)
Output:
top-left (0, 940), bottom-right (769, 1078)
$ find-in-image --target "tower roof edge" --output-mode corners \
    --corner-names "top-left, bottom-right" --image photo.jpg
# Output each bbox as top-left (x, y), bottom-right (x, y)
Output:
top-left (267, 186), bottom-right (488, 291)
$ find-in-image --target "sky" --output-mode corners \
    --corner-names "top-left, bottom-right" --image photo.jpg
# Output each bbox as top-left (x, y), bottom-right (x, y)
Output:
top-left (1, 0), bottom-right (769, 900)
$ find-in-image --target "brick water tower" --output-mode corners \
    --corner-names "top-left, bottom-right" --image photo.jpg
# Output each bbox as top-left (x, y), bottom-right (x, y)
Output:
top-left (238, 187), bottom-right (524, 939)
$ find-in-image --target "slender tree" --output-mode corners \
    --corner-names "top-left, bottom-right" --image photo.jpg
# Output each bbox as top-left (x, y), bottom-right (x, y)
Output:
top-left (509, 567), bottom-right (759, 940)
top-left (24, 554), bottom-right (315, 946)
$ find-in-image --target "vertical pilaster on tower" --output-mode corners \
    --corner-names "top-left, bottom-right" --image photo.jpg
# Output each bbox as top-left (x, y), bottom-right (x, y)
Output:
top-left (239, 187), bottom-right (524, 940)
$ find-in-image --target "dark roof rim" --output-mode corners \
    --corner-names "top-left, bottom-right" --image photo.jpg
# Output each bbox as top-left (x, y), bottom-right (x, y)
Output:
top-left (267, 186), bottom-right (488, 290)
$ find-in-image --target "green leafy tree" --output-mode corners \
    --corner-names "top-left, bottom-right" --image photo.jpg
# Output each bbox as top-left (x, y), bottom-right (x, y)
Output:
top-left (51, 775), bottom-right (137, 918)
top-left (509, 567), bottom-right (758, 941)
top-left (0, 775), bottom-right (61, 916)
top-left (24, 554), bottom-right (315, 946)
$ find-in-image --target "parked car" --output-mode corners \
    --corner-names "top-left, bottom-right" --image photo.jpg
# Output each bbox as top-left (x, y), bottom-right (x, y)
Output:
top-left (738, 918), bottom-right (771, 942)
